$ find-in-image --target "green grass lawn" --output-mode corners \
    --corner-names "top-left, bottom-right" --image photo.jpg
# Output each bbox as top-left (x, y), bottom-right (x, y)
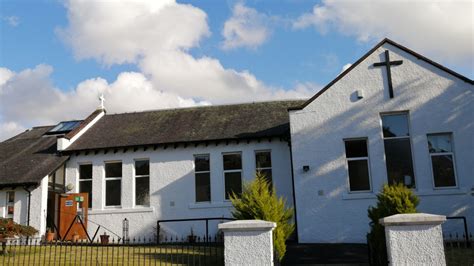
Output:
top-left (0, 244), bottom-right (224, 265)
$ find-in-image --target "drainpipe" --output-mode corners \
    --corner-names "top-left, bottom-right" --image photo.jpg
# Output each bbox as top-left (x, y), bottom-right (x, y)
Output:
top-left (287, 139), bottom-right (299, 243)
top-left (23, 187), bottom-right (32, 226)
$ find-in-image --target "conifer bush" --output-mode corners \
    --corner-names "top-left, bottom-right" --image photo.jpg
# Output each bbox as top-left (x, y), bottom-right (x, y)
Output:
top-left (229, 172), bottom-right (295, 262)
top-left (367, 183), bottom-right (419, 265)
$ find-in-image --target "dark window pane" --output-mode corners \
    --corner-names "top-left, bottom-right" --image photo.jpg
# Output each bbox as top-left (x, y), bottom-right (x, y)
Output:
top-left (106, 179), bottom-right (121, 206)
top-left (348, 160), bottom-right (371, 191)
top-left (79, 180), bottom-right (93, 208)
top-left (225, 172), bottom-right (242, 199)
top-left (223, 154), bottom-right (242, 170)
top-left (105, 162), bottom-right (122, 178)
top-left (135, 160), bottom-right (149, 176)
top-left (258, 169), bottom-right (273, 186)
top-left (345, 140), bottom-right (368, 158)
top-left (79, 164), bottom-right (92, 179)
top-left (7, 192), bottom-right (14, 203)
top-left (256, 152), bottom-right (272, 168)
top-left (382, 114), bottom-right (409, 138)
top-left (7, 206), bottom-right (13, 215)
top-left (136, 177), bottom-right (150, 205)
top-left (195, 173), bottom-right (211, 202)
top-left (384, 138), bottom-right (415, 187)
top-left (195, 155), bottom-right (210, 172)
top-left (432, 155), bottom-right (456, 187)
top-left (428, 134), bottom-right (453, 153)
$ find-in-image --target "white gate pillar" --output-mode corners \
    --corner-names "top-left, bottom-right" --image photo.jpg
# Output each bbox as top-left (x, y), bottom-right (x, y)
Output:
top-left (380, 213), bottom-right (446, 265)
top-left (218, 220), bottom-right (276, 266)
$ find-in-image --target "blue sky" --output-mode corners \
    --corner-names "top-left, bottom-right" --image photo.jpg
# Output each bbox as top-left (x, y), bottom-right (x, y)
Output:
top-left (0, 0), bottom-right (472, 140)
top-left (1, 0), bottom-right (377, 90)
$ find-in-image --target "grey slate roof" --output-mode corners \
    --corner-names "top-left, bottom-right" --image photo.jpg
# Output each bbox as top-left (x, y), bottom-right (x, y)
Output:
top-left (67, 100), bottom-right (305, 152)
top-left (0, 126), bottom-right (69, 186)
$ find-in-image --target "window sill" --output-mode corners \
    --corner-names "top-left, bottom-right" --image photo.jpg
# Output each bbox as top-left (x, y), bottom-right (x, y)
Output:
top-left (342, 192), bottom-right (377, 200)
top-left (89, 207), bottom-right (154, 215)
top-left (416, 188), bottom-right (468, 197)
top-left (188, 202), bottom-right (233, 209)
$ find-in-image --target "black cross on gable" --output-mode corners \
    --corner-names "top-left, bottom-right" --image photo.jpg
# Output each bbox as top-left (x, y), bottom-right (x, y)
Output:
top-left (373, 50), bottom-right (403, 98)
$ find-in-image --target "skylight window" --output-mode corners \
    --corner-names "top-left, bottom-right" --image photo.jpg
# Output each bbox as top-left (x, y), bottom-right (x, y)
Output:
top-left (47, 120), bottom-right (82, 134)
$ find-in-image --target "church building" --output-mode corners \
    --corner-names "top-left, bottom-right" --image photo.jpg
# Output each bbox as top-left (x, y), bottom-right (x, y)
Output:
top-left (0, 39), bottom-right (472, 243)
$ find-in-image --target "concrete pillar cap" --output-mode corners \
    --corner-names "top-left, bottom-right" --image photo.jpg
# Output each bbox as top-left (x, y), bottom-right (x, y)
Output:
top-left (218, 220), bottom-right (276, 231)
top-left (379, 213), bottom-right (446, 226)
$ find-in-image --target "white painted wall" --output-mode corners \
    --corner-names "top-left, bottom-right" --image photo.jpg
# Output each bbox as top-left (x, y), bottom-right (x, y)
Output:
top-left (219, 220), bottom-right (276, 266)
top-left (0, 175), bottom-right (49, 236)
top-left (380, 213), bottom-right (447, 266)
top-left (65, 140), bottom-right (294, 240)
top-left (290, 43), bottom-right (474, 243)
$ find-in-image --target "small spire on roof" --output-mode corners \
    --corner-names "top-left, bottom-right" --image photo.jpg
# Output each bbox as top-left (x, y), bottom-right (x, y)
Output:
top-left (99, 93), bottom-right (106, 110)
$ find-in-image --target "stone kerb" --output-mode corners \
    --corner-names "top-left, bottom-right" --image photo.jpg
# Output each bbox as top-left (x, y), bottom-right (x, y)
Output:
top-left (219, 220), bottom-right (276, 266)
top-left (380, 213), bottom-right (447, 266)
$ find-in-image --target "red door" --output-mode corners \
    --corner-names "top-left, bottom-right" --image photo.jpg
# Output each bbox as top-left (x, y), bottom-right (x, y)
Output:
top-left (58, 193), bottom-right (89, 240)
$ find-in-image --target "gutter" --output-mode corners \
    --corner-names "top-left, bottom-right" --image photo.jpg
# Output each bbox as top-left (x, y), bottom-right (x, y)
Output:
top-left (287, 138), bottom-right (299, 243)
top-left (22, 186), bottom-right (32, 226)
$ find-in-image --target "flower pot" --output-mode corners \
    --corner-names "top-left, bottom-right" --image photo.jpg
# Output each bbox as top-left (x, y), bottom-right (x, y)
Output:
top-left (100, 234), bottom-right (109, 245)
top-left (72, 233), bottom-right (80, 243)
top-left (46, 232), bottom-right (55, 242)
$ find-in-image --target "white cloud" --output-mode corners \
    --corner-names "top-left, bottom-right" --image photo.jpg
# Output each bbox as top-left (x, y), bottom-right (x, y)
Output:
top-left (341, 63), bottom-right (352, 73)
top-left (0, 122), bottom-right (25, 141)
top-left (293, 0), bottom-right (474, 65)
top-left (1, 0), bottom-right (315, 141)
top-left (221, 2), bottom-right (271, 50)
top-left (3, 16), bottom-right (19, 27)
top-left (57, 0), bottom-right (311, 104)
top-left (0, 65), bottom-right (208, 141)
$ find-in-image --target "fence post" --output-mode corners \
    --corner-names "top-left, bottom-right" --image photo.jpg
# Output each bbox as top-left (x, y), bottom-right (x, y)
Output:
top-left (380, 213), bottom-right (446, 265)
top-left (218, 220), bottom-right (276, 266)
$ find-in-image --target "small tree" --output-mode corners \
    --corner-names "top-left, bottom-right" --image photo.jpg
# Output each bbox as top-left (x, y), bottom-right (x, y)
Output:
top-left (0, 218), bottom-right (38, 255)
top-left (229, 172), bottom-right (295, 262)
top-left (367, 183), bottom-right (419, 265)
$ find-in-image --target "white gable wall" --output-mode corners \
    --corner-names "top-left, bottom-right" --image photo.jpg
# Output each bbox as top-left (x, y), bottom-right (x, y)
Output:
top-left (0, 176), bottom-right (49, 236)
top-left (65, 140), bottom-right (293, 239)
top-left (290, 43), bottom-right (474, 243)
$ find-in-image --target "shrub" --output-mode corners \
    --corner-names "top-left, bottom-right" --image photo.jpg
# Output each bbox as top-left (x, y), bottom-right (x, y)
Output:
top-left (229, 172), bottom-right (295, 262)
top-left (367, 183), bottom-right (419, 265)
top-left (0, 218), bottom-right (38, 239)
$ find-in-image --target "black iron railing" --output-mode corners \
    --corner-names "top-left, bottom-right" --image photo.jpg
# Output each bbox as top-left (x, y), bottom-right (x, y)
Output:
top-left (156, 217), bottom-right (235, 244)
top-left (0, 236), bottom-right (224, 265)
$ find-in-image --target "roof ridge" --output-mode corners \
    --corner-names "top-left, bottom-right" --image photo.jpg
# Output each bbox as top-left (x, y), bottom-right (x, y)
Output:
top-left (105, 99), bottom-right (306, 116)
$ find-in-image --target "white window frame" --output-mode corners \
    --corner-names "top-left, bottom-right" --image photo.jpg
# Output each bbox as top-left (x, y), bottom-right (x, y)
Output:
top-left (255, 150), bottom-right (272, 173)
top-left (78, 163), bottom-right (93, 208)
top-left (427, 133), bottom-right (458, 189)
top-left (381, 112), bottom-right (417, 188)
top-left (344, 138), bottom-right (372, 193)
top-left (194, 154), bottom-right (211, 203)
top-left (5, 191), bottom-right (14, 219)
top-left (223, 152), bottom-right (243, 201)
top-left (104, 161), bottom-right (122, 208)
top-left (134, 159), bottom-right (150, 206)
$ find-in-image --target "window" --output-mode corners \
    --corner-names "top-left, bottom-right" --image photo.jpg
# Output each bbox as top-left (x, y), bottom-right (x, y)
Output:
top-left (255, 151), bottom-right (272, 185)
top-left (79, 164), bottom-right (93, 208)
top-left (135, 160), bottom-right (150, 206)
top-left (381, 113), bottom-right (415, 187)
top-left (105, 162), bottom-right (122, 206)
top-left (427, 133), bottom-right (457, 188)
top-left (194, 155), bottom-right (211, 202)
top-left (5, 191), bottom-right (14, 219)
top-left (344, 139), bottom-right (371, 191)
top-left (223, 153), bottom-right (242, 200)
